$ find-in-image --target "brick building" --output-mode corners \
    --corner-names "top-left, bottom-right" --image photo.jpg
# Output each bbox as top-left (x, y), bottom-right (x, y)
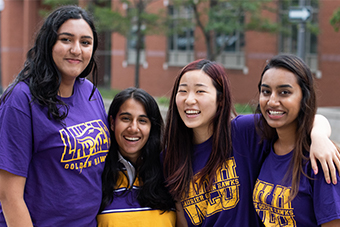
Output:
top-left (1, 0), bottom-right (340, 106)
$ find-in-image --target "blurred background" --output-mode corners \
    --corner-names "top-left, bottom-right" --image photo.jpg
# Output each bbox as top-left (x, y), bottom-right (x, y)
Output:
top-left (0, 0), bottom-right (339, 142)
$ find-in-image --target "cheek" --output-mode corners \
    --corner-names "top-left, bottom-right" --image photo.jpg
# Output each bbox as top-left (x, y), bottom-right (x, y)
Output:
top-left (143, 125), bottom-right (151, 139)
top-left (52, 49), bottom-right (58, 62)
top-left (84, 47), bottom-right (93, 60)
top-left (113, 123), bottom-right (124, 140)
top-left (175, 95), bottom-right (182, 109)
top-left (259, 97), bottom-right (267, 112)
top-left (52, 43), bottom-right (63, 56)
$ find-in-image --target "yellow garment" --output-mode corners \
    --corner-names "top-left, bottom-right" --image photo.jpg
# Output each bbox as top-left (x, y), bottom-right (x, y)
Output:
top-left (97, 210), bottom-right (176, 227)
top-left (97, 171), bottom-right (176, 226)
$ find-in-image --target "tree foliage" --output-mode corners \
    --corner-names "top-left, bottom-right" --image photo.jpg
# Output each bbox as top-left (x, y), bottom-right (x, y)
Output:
top-left (41, 0), bottom-right (165, 87)
top-left (168, 0), bottom-right (279, 60)
top-left (330, 7), bottom-right (340, 32)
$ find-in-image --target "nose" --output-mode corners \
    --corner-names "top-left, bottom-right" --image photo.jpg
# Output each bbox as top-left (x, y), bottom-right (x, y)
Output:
top-left (128, 120), bottom-right (139, 132)
top-left (70, 41), bottom-right (81, 55)
top-left (267, 93), bottom-right (279, 107)
top-left (185, 91), bottom-right (197, 105)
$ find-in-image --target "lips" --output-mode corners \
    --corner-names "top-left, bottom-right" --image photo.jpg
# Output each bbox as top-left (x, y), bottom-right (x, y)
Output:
top-left (124, 136), bottom-right (140, 142)
top-left (185, 110), bottom-right (201, 115)
top-left (268, 110), bottom-right (285, 116)
top-left (66, 58), bottom-right (82, 63)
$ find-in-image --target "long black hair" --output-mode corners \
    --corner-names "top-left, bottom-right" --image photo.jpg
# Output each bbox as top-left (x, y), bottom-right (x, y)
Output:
top-left (163, 59), bottom-right (235, 200)
top-left (100, 87), bottom-right (175, 212)
top-left (255, 54), bottom-right (316, 200)
top-left (0, 5), bottom-right (99, 121)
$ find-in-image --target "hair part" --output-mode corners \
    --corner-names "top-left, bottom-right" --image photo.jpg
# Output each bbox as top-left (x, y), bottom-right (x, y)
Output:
top-left (255, 54), bottom-right (317, 200)
top-left (1, 5), bottom-right (99, 122)
top-left (100, 87), bottom-right (175, 212)
top-left (162, 59), bottom-right (235, 200)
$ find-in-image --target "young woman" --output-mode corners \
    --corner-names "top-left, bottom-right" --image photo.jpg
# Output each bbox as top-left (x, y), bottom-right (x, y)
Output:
top-left (252, 54), bottom-right (340, 226)
top-left (98, 88), bottom-right (176, 226)
top-left (162, 59), bottom-right (339, 227)
top-left (0, 6), bottom-right (110, 226)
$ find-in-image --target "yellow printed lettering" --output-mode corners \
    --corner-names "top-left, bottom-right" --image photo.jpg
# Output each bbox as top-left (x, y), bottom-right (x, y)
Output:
top-left (253, 180), bottom-right (296, 227)
top-left (182, 158), bottom-right (240, 225)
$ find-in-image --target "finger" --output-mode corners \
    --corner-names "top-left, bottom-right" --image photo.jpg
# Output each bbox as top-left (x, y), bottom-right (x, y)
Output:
top-left (310, 154), bottom-right (318, 175)
top-left (336, 152), bottom-right (340, 174)
top-left (320, 160), bottom-right (331, 184)
top-left (328, 159), bottom-right (337, 185)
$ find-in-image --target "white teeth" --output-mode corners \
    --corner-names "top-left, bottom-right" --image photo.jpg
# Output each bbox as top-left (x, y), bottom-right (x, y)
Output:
top-left (185, 110), bottom-right (200, 114)
top-left (125, 136), bottom-right (140, 141)
top-left (269, 110), bottom-right (284, 115)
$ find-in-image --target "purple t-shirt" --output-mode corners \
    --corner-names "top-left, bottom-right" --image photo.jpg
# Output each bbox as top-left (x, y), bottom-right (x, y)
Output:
top-left (253, 146), bottom-right (340, 226)
top-left (0, 79), bottom-right (110, 226)
top-left (181, 114), bottom-right (269, 227)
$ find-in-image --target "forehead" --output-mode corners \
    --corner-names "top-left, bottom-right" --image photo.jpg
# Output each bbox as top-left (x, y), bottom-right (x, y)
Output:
top-left (262, 67), bottom-right (299, 86)
top-left (179, 70), bottom-right (214, 86)
top-left (118, 99), bottom-right (147, 115)
top-left (58, 18), bottom-right (93, 37)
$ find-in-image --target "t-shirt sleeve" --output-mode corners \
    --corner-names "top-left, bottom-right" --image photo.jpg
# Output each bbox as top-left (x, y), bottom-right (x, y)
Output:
top-left (0, 88), bottom-right (33, 177)
top-left (231, 114), bottom-right (268, 157)
top-left (312, 164), bottom-right (340, 225)
top-left (94, 87), bottom-right (107, 114)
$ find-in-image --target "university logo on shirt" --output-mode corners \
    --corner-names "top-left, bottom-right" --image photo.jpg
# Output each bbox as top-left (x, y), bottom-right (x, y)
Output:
top-left (182, 157), bottom-right (240, 225)
top-left (59, 119), bottom-right (110, 172)
top-left (253, 179), bottom-right (296, 227)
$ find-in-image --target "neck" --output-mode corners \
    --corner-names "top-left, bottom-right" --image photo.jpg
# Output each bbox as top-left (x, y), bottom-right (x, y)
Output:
top-left (274, 127), bottom-right (297, 156)
top-left (58, 79), bottom-right (76, 97)
top-left (193, 127), bottom-right (212, 145)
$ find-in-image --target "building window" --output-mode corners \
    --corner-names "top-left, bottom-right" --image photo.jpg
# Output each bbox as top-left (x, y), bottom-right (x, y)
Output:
top-left (167, 5), bottom-right (194, 66)
top-left (215, 31), bottom-right (245, 69)
top-left (279, 0), bottom-right (318, 72)
top-left (211, 2), bottom-right (245, 69)
top-left (127, 22), bottom-right (146, 65)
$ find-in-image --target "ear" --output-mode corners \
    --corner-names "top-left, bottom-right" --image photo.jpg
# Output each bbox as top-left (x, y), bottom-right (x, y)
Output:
top-left (110, 115), bottom-right (115, 131)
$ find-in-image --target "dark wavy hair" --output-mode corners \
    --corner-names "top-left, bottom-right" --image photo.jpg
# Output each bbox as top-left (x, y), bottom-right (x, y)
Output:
top-left (162, 59), bottom-right (235, 200)
top-left (0, 5), bottom-right (98, 121)
top-left (100, 87), bottom-right (175, 212)
top-left (255, 54), bottom-right (316, 200)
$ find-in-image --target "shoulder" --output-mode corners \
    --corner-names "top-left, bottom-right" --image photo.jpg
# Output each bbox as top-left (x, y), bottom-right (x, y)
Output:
top-left (231, 114), bottom-right (270, 153)
top-left (77, 78), bottom-right (95, 91)
top-left (76, 78), bottom-right (101, 98)
top-left (232, 114), bottom-right (259, 132)
top-left (1, 82), bottom-right (32, 109)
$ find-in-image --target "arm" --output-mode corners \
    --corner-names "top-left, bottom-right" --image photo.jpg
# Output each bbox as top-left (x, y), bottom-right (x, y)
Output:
top-left (321, 219), bottom-right (340, 227)
top-left (0, 170), bottom-right (33, 226)
top-left (310, 114), bottom-right (340, 184)
top-left (175, 201), bottom-right (188, 227)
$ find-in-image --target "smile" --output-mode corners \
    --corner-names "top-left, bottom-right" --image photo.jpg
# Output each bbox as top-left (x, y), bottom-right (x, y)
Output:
top-left (124, 136), bottom-right (140, 141)
top-left (185, 110), bottom-right (201, 115)
top-left (268, 110), bottom-right (284, 116)
top-left (66, 58), bottom-right (82, 63)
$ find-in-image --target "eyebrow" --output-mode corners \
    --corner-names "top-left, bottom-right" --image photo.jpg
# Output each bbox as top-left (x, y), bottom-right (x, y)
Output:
top-left (261, 84), bottom-right (293, 89)
top-left (119, 112), bottom-right (149, 119)
top-left (57, 32), bottom-right (93, 39)
top-left (178, 83), bottom-right (208, 87)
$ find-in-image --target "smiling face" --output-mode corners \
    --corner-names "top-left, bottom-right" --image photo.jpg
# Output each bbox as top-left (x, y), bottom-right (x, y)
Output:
top-left (176, 70), bottom-right (218, 143)
top-left (111, 98), bottom-right (151, 164)
top-left (52, 18), bottom-right (93, 84)
top-left (259, 67), bottom-right (303, 133)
